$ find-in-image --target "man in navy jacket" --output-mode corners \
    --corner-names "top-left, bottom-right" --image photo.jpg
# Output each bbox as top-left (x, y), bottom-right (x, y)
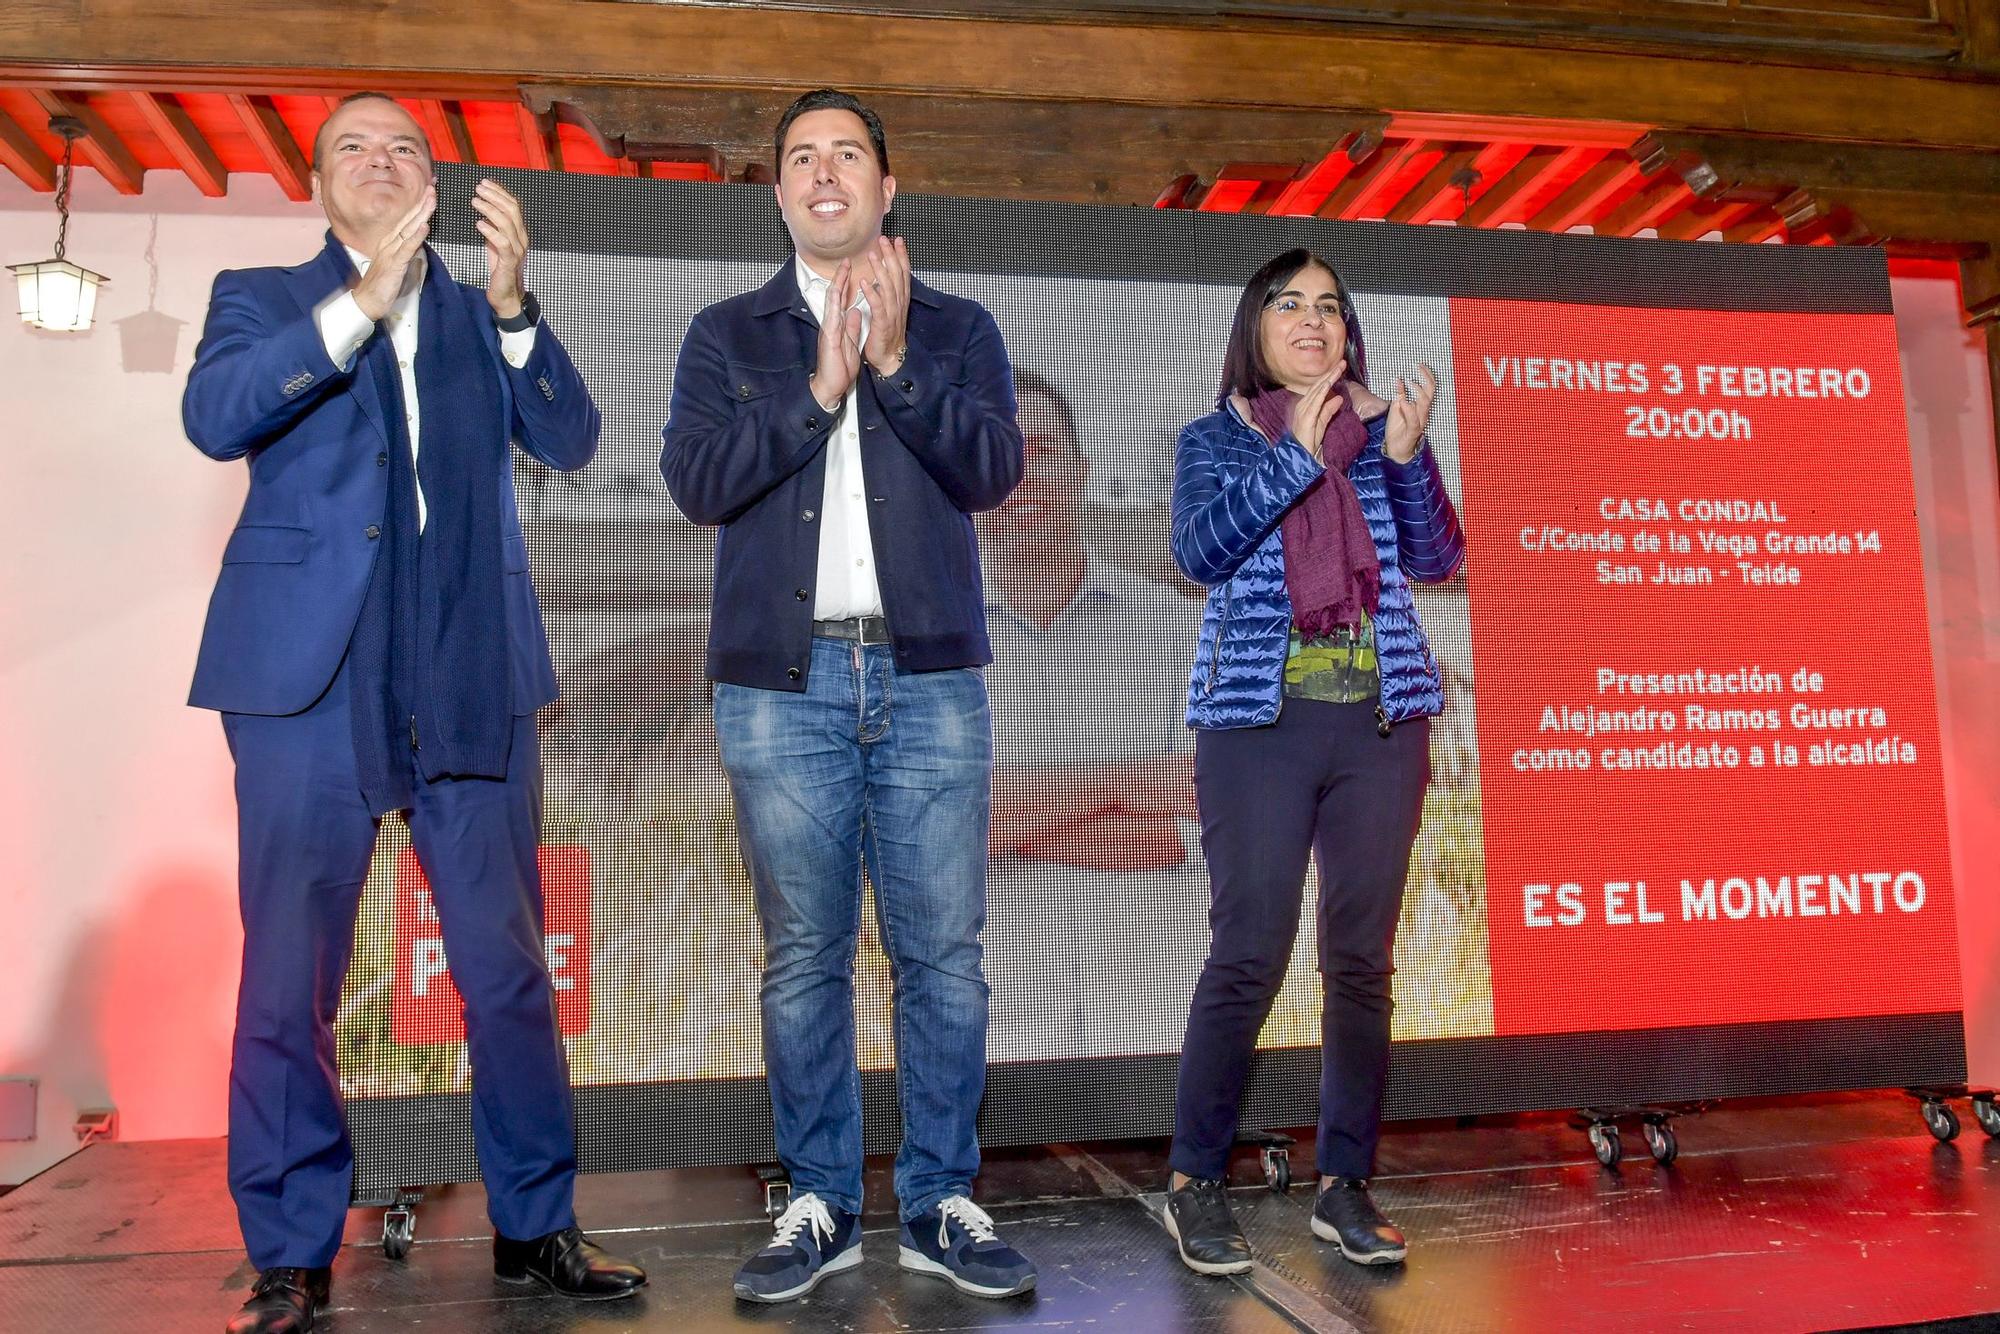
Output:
top-left (183, 93), bottom-right (643, 1333)
top-left (660, 89), bottom-right (1031, 1305)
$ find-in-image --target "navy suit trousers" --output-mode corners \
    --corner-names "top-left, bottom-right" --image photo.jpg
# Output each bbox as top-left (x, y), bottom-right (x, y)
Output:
top-left (221, 655), bottom-right (577, 1268)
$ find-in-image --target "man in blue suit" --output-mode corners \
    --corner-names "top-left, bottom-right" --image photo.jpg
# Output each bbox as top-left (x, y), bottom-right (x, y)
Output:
top-left (660, 88), bottom-right (1032, 1306)
top-left (182, 92), bottom-right (644, 1333)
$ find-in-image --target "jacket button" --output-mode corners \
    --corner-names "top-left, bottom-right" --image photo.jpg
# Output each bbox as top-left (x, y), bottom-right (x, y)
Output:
top-left (376, 452), bottom-right (388, 467)
top-left (802, 509), bottom-right (815, 521)
top-left (365, 525), bottom-right (381, 540)
top-left (871, 495), bottom-right (886, 503)
top-left (795, 588), bottom-right (809, 601)
top-left (805, 415), bottom-right (820, 429)
top-left (786, 666), bottom-right (802, 681)
top-left (899, 379), bottom-right (914, 393)
top-left (738, 385), bottom-right (752, 399)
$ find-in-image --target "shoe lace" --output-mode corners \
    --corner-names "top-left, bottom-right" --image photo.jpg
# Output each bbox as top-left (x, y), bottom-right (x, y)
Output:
top-left (936, 1195), bottom-right (998, 1246)
top-left (770, 1192), bottom-right (836, 1249)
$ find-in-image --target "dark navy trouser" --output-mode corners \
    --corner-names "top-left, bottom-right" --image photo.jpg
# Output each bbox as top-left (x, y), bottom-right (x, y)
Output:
top-left (221, 654), bottom-right (577, 1269)
top-left (1171, 696), bottom-right (1430, 1182)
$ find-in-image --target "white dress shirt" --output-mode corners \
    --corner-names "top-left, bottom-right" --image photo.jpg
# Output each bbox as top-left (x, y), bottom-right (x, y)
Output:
top-left (795, 254), bottom-right (884, 620)
top-left (315, 247), bottom-right (538, 530)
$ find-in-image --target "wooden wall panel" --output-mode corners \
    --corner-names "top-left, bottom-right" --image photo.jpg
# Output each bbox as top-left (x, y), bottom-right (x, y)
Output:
top-left (3, 3), bottom-right (1998, 153)
top-left (584, 0), bottom-right (1974, 64)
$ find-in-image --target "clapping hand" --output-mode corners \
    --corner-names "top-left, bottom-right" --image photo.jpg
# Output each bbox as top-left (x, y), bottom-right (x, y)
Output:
top-left (471, 179), bottom-right (530, 320)
top-left (1287, 360), bottom-right (1347, 462)
top-left (1383, 363), bottom-right (1438, 463)
top-left (352, 187), bottom-right (435, 321)
top-left (856, 236), bottom-right (910, 377)
top-left (809, 261), bottom-right (865, 411)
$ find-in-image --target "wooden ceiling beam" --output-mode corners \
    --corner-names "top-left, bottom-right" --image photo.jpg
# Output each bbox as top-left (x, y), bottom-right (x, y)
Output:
top-left (416, 98), bottom-right (459, 162)
top-left (1266, 129), bottom-right (1386, 217)
top-left (228, 93), bottom-right (311, 201)
top-left (414, 97), bottom-right (477, 165)
top-left (1386, 145), bottom-right (1481, 226)
top-left (516, 102), bottom-right (553, 171)
top-left (129, 91), bottom-right (226, 196)
top-left (1723, 212), bottom-right (1789, 245)
top-left (0, 105), bottom-right (56, 191)
top-left (1527, 154), bottom-right (1647, 232)
top-left (1596, 156), bottom-right (1714, 237)
top-left (1196, 162), bottom-right (1305, 214)
top-left (1318, 138), bottom-right (1427, 220)
top-left (1458, 145), bottom-right (1599, 229)
top-left (29, 90), bottom-right (143, 194)
top-left (1656, 197), bottom-right (1764, 242)
top-left (441, 99), bottom-right (477, 166)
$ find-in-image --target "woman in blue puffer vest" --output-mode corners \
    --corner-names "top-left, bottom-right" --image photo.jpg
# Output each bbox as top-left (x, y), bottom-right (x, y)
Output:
top-left (1160, 248), bottom-right (1464, 1278)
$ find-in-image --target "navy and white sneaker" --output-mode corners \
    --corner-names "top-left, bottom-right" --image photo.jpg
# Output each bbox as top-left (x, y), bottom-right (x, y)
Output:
top-left (897, 1195), bottom-right (1037, 1298)
top-left (732, 1192), bottom-right (864, 1303)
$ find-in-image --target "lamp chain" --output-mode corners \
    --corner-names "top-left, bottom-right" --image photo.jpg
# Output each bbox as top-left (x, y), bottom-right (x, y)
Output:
top-left (52, 132), bottom-right (75, 262)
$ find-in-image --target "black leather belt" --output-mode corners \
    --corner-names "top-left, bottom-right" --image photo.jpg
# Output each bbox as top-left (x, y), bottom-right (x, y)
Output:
top-left (813, 615), bottom-right (891, 644)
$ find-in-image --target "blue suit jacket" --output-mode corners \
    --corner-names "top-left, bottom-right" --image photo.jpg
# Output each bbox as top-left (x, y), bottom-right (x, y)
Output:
top-left (659, 263), bottom-right (1021, 690)
top-left (182, 235), bottom-right (599, 718)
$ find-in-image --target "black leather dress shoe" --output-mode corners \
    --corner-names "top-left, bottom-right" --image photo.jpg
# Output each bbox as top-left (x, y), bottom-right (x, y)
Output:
top-left (225, 1267), bottom-right (330, 1334)
top-left (494, 1226), bottom-right (647, 1300)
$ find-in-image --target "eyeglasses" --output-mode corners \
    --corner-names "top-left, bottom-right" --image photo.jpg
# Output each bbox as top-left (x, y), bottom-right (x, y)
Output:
top-left (1265, 296), bottom-right (1346, 322)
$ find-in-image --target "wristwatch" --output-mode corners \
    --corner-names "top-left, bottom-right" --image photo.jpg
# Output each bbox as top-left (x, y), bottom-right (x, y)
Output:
top-left (496, 290), bottom-right (540, 333)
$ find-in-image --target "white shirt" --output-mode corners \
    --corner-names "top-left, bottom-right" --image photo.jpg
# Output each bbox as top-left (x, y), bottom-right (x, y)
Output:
top-left (315, 246), bottom-right (538, 530)
top-left (795, 254), bottom-right (883, 620)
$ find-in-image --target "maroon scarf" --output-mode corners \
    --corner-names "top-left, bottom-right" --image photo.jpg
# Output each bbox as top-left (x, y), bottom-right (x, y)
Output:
top-left (1246, 385), bottom-right (1380, 637)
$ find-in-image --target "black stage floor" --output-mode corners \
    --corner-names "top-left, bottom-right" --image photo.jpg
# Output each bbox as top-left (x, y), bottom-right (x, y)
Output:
top-left (4, 1090), bottom-right (1999, 1333)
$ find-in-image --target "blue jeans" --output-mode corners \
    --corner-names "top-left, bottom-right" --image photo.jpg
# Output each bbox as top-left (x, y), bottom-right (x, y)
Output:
top-left (713, 637), bottom-right (992, 1222)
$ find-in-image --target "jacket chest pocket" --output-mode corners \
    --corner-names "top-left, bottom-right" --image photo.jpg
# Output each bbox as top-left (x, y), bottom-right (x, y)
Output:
top-left (726, 362), bottom-right (801, 406)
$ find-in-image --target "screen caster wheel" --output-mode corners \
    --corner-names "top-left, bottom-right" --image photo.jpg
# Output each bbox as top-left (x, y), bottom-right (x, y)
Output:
top-left (1973, 1095), bottom-right (2000, 1139)
top-left (1921, 1099), bottom-right (1961, 1143)
top-left (1588, 1122), bottom-right (1623, 1167)
top-left (1261, 1146), bottom-right (1293, 1194)
top-left (382, 1205), bottom-right (415, 1261)
top-left (1643, 1121), bottom-right (1679, 1165)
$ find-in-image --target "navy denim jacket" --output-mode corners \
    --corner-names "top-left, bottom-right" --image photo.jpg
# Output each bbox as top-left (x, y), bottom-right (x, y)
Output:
top-left (660, 264), bottom-right (1022, 690)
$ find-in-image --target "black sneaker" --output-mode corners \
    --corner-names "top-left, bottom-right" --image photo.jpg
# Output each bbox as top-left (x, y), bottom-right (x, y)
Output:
top-left (1163, 1177), bottom-right (1253, 1276)
top-left (1310, 1178), bottom-right (1407, 1265)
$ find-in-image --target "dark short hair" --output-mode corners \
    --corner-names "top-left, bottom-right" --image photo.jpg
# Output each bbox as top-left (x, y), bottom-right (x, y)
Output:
top-left (773, 89), bottom-right (890, 176)
top-left (1216, 247), bottom-right (1369, 405)
top-left (312, 91), bottom-right (433, 172)
top-left (1011, 367), bottom-right (1084, 461)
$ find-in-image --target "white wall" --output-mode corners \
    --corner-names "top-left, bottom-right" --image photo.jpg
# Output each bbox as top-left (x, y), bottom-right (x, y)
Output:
top-left (1895, 263), bottom-right (2000, 1087)
top-left (0, 173), bottom-right (323, 1183)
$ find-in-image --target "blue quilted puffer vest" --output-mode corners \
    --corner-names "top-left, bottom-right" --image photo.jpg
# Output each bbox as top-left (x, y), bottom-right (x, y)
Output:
top-left (1171, 403), bottom-right (1465, 730)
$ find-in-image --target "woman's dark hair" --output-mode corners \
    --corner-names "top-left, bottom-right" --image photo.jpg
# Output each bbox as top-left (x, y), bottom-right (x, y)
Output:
top-left (773, 89), bottom-right (891, 175)
top-left (1216, 247), bottom-right (1368, 405)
